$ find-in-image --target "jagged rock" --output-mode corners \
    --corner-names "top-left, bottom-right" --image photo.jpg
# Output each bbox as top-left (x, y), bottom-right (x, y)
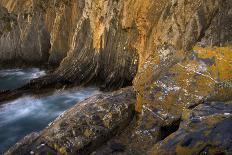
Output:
top-left (5, 87), bottom-right (136, 155)
top-left (0, 0), bottom-right (139, 90)
top-left (93, 106), bottom-right (181, 155)
top-left (0, 0), bottom-right (232, 154)
top-left (0, 0), bottom-right (231, 94)
top-left (199, 0), bottom-right (232, 46)
top-left (135, 46), bottom-right (232, 113)
top-left (151, 101), bottom-right (232, 155)
top-left (94, 45), bottom-right (232, 154)
top-left (0, 6), bottom-right (50, 67)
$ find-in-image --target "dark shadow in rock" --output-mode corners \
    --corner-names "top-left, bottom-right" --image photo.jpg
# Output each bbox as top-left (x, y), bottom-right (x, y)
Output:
top-left (159, 118), bottom-right (181, 141)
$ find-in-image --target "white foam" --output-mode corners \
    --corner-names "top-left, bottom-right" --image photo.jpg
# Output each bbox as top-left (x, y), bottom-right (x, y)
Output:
top-left (0, 87), bottom-right (100, 128)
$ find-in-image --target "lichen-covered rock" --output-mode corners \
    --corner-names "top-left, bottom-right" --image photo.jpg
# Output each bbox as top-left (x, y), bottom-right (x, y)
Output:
top-left (133, 0), bottom-right (225, 108)
top-left (134, 46), bottom-right (232, 118)
top-left (151, 101), bottom-right (232, 155)
top-left (129, 1), bottom-right (232, 154)
top-left (1, 0), bottom-right (232, 154)
top-left (5, 87), bottom-right (136, 155)
top-left (93, 106), bottom-right (181, 155)
top-left (92, 46), bottom-right (232, 154)
top-left (81, 47), bottom-right (231, 154)
top-left (0, 0), bottom-right (231, 93)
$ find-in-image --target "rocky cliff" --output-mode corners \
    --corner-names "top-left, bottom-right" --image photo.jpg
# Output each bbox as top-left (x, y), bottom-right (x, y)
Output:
top-left (1, 0), bottom-right (232, 154)
top-left (0, 0), bottom-right (139, 90)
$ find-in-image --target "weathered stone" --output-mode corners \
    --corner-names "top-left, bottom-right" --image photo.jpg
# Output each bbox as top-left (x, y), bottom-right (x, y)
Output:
top-left (93, 108), bottom-right (181, 155)
top-left (199, 0), bottom-right (232, 46)
top-left (0, 5), bottom-right (50, 67)
top-left (5, 87), bottom-right (136, 155)
top-left (0, 0), bottom-right (231, 96)
top-left (0, 0), bottom-right (139, 91)
top-left (151, 101), bottom-right (232, 155)
top-left (0, 0), bottom-right (232, 154)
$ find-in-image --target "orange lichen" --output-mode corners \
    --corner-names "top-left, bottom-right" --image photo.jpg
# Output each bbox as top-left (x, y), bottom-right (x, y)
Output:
top-left (134, 46), bottom-right (232, 116)
top-left (194, 46), bottom-right (232, 80)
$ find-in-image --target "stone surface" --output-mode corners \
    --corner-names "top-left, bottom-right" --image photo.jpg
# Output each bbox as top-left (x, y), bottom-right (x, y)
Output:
top-left (151, 101), bottom-right (232, 155)
top-left (0, 0), bottom-right (232, 154)
top-left (94, 45), bottom-right (232, 154)
top-left (0, 0), bottom-right (231, 91)
top-left (199, 0), bottom-right (232, 46)
top-left (0, 0), bottom-right (139, 90)
top-left (5, 87), bottom-right (136, 155)
top-left (0, 5), bottom-right (50, 67)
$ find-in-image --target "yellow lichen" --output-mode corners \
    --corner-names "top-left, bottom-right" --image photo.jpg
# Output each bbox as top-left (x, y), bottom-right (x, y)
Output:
top-left (194, 46), bottom-right (232, 80)
top-left (54, 144), bottom-right (67, 155)
top-left (59, 146), bottom-right (68, 155)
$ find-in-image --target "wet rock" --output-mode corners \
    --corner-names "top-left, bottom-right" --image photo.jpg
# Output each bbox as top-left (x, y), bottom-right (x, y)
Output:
top-left (5, 87), bottom-right (136, 155)
top-left (151, 101), bottom-right (232, 155)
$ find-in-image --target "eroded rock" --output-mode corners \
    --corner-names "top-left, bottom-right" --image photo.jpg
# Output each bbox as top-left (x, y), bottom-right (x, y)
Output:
top-left (0, 0), bottom-right (232, 154)
top-left (0, 0), bottom-right (139, 91)
top-left (151, 101), bottom-right (232, 155)
top-left (5, 87), bottom-right (136, 155)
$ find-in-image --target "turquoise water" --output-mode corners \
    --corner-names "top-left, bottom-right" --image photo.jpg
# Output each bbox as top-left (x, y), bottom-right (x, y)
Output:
top-left (0, 69), bottom-right (99, 153)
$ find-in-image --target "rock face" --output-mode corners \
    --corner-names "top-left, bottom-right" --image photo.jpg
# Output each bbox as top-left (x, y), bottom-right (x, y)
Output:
top-left (0, 4), bottom-right (50, 67)
top-left (1, 0), bottom-right (232, 154)
top-left (152, 101), bottom-right (232, 155)
top-left (200, 0), bottom-right (232, 46)
top-left (0, 0), bottom-right (139, 90)
top-left (0, 0), bottom-right (231, 91)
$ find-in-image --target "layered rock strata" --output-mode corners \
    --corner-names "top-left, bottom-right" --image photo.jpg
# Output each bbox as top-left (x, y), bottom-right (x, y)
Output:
top-left (0, 0), bottom-right (232, 154)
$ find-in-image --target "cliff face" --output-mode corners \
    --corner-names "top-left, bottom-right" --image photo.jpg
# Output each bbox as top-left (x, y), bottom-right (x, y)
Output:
top-left (0, 2), bottom-right (50, 66)
top-left (1, 0), bottom-right (232, 154)
top-left (0, 0), bottom-right (139, 89)
top-left (0, 0), bottom-right (231, 89)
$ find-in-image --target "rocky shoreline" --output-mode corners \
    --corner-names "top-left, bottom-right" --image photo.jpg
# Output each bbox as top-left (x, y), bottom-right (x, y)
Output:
top-left (5, 87), bottom-right (232, 155)
top-left (0, 0), bottom-right (232, 154)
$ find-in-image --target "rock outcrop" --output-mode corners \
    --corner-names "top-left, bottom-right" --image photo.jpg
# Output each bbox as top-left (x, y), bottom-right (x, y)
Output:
top-left (152, 101), bottom-right (232, 154)
top-left (5, 87), bottom-right (136, 155)
top-left (0, 0), bottom-right (139, 90)
top-left (0, 0), bottom-right (232, 154)
top-left (0, 0), bottom-right (231, 92)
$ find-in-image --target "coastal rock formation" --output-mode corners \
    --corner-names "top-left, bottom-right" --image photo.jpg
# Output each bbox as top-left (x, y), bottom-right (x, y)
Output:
top-left (152, 101), bottom-right (232, 154)
top-left (0, 0), bottom-right (232, 154)
top-left (0, 0), bottom-right (139, 90)
top-left (0, 4), bottom-right (50, 67)
top-left (0, 0), bottom-right (231, 91)
top-left (5, 87), bottom-right (136, 155)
